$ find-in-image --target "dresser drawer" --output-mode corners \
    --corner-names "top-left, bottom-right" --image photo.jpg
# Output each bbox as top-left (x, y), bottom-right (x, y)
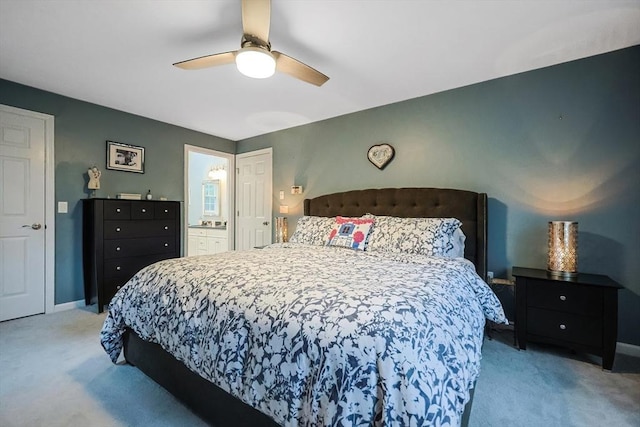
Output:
top-left (103, 253), bottom-right (175, 280)
top-left (131, 202), bottom-right (155, 220)
top-left (527, 279), bottom-right (602, 316)
top-left (104, 220), bottom-right (176, 239)
top-left (103, 278), bottom-right (128, 304)
top-left (104, 237), bottom-right (177, 259)
top-left (154, 202), bottom-right (177, 219)
top-left (527, 307), bottom-right (602, 348)
top-left (103, 201), bottom-right (131, 220)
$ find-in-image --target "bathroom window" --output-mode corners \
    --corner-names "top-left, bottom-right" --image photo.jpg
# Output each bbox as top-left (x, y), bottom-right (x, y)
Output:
top-left (202, 180), bottom-right (220, 217)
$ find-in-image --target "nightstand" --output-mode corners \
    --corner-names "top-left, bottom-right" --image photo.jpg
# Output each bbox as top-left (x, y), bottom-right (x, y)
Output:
top-left (513, 267), bottom-right (622, 370)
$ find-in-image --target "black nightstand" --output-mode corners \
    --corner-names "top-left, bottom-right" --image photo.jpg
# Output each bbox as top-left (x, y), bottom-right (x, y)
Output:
top-left (512, 267), bottom-right (622, 370)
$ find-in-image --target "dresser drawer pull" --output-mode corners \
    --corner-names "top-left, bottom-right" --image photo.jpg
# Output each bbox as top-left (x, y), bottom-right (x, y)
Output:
top-left (116, 208), bottom-right (121, 213)
top-left (559, 324), bottom-right (566, 330)
top-left (116, 247), bottom-right (121, 251)
top-left (164, 209), bottom-right (169, 213)
top-left (116, 285), bottom-right (122, 290)
top-left (164, 226), bottom-right (169, 230)
top-left (116, 227), bottom-right (121, 232)
top-left (116, 266), bottom-right (121, 271)
top-left (164, 243), bottom-right (169, 247)
top-left (559, 295), bottom-right (567, 301)
top-left (141, 209), bottom-right (146, 213)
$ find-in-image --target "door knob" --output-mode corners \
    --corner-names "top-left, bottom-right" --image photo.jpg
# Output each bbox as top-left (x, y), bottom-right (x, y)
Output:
top-left (263, 221), bottom-right (269, 226)
top-left (22, 223), bottom-right (42, 230)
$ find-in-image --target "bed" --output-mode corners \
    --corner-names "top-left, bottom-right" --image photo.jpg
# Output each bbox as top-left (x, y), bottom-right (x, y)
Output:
top-left (100, 187), bottom-right (506, 426)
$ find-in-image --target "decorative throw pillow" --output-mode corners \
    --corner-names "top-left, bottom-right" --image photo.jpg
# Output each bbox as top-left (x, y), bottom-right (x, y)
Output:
top-left (289, 216), bottom-right (335, 246)
top-left (326, 216), bottom-right (375, 251)
top-left (366, 216), bottom-right (463, 257)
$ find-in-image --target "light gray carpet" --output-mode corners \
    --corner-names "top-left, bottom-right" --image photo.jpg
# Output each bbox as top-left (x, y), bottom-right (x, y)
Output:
top-left (0, 309), bottom-right (638, 426)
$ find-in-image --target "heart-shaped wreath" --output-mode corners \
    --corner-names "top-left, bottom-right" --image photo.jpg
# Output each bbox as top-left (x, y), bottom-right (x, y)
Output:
top-left (367, 144), bottom-right (395, 170)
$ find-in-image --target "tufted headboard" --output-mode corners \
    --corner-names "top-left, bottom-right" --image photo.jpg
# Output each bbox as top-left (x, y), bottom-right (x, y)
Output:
top-left (304, 187), bottom-right (488, 280)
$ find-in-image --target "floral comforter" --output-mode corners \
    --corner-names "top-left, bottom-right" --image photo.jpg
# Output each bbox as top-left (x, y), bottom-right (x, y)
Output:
top-left (101, 243), bottom-right (506, 426)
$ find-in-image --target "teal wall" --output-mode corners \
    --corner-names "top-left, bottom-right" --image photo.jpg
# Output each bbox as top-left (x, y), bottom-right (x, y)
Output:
top-left (0, 79), bottom-right (235, 304)
top-left (237, 46), bottom-right (640, 345)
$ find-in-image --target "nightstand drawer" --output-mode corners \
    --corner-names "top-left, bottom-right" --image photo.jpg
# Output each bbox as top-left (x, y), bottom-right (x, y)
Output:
top-left (527, 307), bottom-right (602, 347)
top-left (527, 280), bottom-right (602, 316)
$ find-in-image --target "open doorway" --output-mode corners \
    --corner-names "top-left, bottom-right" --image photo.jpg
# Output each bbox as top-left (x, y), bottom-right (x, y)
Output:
top-left (184, 145), bottom-right (235, 256)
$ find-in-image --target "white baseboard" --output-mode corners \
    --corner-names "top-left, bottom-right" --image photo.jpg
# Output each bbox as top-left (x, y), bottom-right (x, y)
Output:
top-left (617, 342), bottom-right (640, 358)
top-left (53, 299), bottom-right (85, 312)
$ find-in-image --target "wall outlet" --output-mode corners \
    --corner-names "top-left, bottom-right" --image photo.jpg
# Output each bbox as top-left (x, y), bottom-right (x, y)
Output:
top-left (487, 271), bottom-right (494, 283)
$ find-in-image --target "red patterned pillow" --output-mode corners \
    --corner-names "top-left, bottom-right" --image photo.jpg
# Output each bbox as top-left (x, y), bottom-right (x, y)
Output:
top-left (326, 216), bottom-right (375, 251)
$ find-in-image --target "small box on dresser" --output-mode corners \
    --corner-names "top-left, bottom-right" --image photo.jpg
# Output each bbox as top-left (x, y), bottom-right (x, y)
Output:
top-left (512, 266), bottom-right (622, 370)
top-left (82, 198), bottom-right (181, 313)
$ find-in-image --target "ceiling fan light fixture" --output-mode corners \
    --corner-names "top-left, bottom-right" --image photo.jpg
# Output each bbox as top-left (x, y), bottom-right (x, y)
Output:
top-left (235, 47), bottom-right (276, 79)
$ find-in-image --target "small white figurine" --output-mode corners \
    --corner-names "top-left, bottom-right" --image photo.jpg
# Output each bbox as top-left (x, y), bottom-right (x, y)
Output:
top-left (88, 166), bottom-right (101, 190)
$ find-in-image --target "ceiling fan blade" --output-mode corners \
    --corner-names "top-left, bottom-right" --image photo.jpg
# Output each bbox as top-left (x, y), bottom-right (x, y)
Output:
top-left (273, 52), bottom-right (329, 86)
top-left (242, 0), bottom-right (271, 43)
top-left (173, 51), bottom-right (236, 70)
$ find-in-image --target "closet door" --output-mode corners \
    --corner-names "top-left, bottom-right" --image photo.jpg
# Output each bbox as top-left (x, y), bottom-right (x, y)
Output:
top-left (236, 148), bottom-right (272, 251)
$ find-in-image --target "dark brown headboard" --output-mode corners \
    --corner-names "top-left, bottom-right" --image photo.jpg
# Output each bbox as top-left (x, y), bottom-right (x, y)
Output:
top-left (304, 187), bottom-right (487, 279)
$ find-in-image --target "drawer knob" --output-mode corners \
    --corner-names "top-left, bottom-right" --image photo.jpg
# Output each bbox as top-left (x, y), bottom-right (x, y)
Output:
top-left (116, 208), bottom-right (121, 213)
top-left (142, 209), bottom-right (146, 213)
top-left (164, 209), bottom-right (168, 213)
top-left (116, 247), bottom-right (121, 251)
top-left (559, 324), bottom-right (566, 330)
top-left (116, 227), bottom-right (121, 232)
top-left (164, 226), bottom-right (169, 230)
top-left (164, 243), bottom-right (169, 247)
top-left (559, 295), bottom-right (567, 301)
top-left (116, 266), bottom-right (121, 271)
top-left (116, 285), bottom-right (121, 290)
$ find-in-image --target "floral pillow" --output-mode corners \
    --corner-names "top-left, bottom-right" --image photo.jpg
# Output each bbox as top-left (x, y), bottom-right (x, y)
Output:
top-left (366, 215), bottom-right (463, 257)
top-left (326, 216), bottom-right (375, 251)
top-left (289, 216), bottom-right (335, 246)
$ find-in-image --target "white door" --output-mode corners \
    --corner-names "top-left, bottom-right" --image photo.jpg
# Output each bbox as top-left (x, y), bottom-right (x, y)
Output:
top-left (236, 149), bottom-right (272, 250)
top-left (0, 106), bottom-right (51, 321)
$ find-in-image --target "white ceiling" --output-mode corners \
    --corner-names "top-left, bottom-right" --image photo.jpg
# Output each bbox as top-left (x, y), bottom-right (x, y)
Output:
top-left (1, 1), bottom-right (639, 141)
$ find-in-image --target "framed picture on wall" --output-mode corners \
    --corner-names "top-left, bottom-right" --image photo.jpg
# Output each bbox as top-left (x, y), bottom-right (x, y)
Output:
top-left (106, 141), bottom-right (145, 173)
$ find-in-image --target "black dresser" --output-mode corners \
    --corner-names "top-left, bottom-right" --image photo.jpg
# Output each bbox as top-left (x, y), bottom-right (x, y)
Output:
top-left (513, 266), bottom-right (621, 370)
top-left (82, 198), bottom-right (181, 312)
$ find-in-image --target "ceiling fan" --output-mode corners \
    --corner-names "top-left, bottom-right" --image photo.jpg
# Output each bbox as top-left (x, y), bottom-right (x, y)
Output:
top-left (173, 0), bottom-right (329, 87)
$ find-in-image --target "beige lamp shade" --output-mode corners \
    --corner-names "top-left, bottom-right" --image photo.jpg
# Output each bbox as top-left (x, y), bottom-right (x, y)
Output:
top-left (547, 221), bottom-right (578, 276)
top-left (275, 217), bottom-right (288, 243)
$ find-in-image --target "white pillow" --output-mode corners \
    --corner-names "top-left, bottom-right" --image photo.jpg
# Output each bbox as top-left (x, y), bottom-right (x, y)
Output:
top-left (366, 215), bottom-right (463, 257)
top-left (288, 216), bottom-right (335, 246)
top-left (450, 227), bottom-right (466, 258)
